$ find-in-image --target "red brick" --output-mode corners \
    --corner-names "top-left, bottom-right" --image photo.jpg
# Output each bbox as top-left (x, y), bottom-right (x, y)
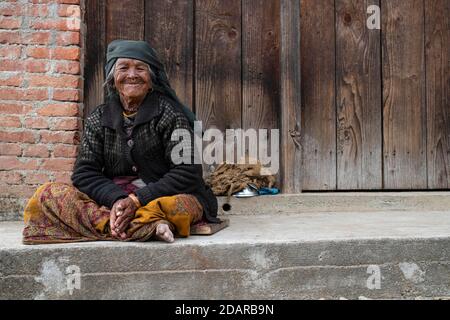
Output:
top-left (52, 46), bottom-right (80, 60)
top-left (0, 130), bottom-right (36, 143)
top-left (28, 74), bottom-right (80, 88)
top-left (0, 31), bottom-right (20, 44)
top-left (30, 0), bottom-right (54, 4)
top-left (24, 172), bottom-right (50, 184)
top-left (41, 158), bottom-right (75, 171)
top-left (0, 143), bottom-right (22, 156)
top-left (25, 46), bottom-right (51, 59)
top-left (29, 4), bottom-right (50, 17)
top-left (24, 117), bottom-right (49, 129)
top-left (0, 115), bottom-right (22, 128)
top-left (0, 46), bottom-right (21, 59)
top-left (57, 0), bottom-right (80, 4)
top-left (0, 156), bottom-right (40, 170)
top-left (30, 18), bottom-right (80, 32)
top-left (0, 16), bottom-right (22, 29)
top-left (52, 89), bottom-right (81, 101)
top-left (0, 3), bottom-right (22, 16)
top-left (54, 60), bottom-right (80, 74)
top-left (0, 31), bottom-right (51, 45)
top-left (0, 59), bottom-right (49, 73)
top-left (23, 59), bottom-right (49, 72)
top-left (37, 103), bottom-right (79, 116)
top-left (53, 144), bottom-right (78, 157)
top-left (23, 144), bottom-right (49, 158)
top-left (57, 5), bottom-right (80, 17)
top-left (40, 131), bottom-right (79, 144)
top-left (0, 102), bottom-right (33, 115)
top-left (0, 87), bottom-right (48, 101)
top-left (0, 171), bottom-right (22, 184)
top-left (0, 59), bottom-right (20, 71)
top-left (29, 18), bottom-right (55, 30)
top-left (0, 74), bottom-right (23, 86)
top-left (24, 31), bottom-right (51, 45)
top-left (51, 117), bottom-right (79, 130)
top-left (0, 184), bottom-right (38, 198)
top-left (55, 31), bottom-right (80, 46)
top-left (54, 171), bottom-right (73, 184)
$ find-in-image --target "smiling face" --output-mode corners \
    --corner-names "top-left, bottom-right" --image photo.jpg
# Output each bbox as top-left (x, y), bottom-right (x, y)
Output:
top-left (114, 58), bottom-right (152, 101)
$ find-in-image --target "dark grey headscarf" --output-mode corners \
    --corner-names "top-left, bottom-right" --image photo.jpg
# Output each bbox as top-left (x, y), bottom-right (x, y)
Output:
top-left (105, 39), bottom-right (196, 127)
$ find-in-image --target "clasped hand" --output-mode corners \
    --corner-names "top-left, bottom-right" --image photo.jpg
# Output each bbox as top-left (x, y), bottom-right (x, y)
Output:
top-left (109, 196), bottom-right (138, 239)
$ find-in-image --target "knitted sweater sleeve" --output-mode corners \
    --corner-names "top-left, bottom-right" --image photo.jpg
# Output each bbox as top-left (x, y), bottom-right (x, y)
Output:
top-left (71, 108), bottom-right (128, 208)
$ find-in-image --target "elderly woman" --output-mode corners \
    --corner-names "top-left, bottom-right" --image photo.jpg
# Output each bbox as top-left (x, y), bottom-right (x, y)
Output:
top-left (22, 40), bottom-right (218, 244)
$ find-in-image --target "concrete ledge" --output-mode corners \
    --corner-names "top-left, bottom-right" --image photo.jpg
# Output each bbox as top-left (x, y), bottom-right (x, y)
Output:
top-left (217, 192), bottom-right (450, 215)
top-left (1, 211), bottom-right (450, 299)
top-left (3, 192), bottom-right (450, 221)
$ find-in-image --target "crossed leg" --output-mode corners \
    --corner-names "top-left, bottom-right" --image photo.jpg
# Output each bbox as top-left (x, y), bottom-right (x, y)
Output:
top-left (144, 194), bottom-right (203, 243)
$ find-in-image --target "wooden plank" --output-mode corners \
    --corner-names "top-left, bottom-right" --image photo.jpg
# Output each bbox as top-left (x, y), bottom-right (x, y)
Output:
top-left (144, 0), bottom-right (194, 110)
top-left (300, 0), bottom-right (336, 190)
top-left (336, 0), bottom-right (382, 189)
top-left (242, 0), bottom-right (280, 178)
top-left (195, 0), bottom-right (241, 171)
top-left (190, 218), bottom-right (229, 235)
top-left (84, 0), bottom-right (106, 117)
top-left (242, 0), bottom-right (280, 130)
top-left (105, 0), bottom-right (144, 43)
top-left (382, 0), bottom-right (427, 189)
top-left (426, 0), bottom-right (450, 189)
top-left (280, 0), bottom-right (302, 193)
top-left (195, 0), bottom-right (242, 132)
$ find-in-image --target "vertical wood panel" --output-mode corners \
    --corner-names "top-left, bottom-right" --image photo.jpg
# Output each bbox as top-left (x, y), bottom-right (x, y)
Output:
top-left (280, 0), bottom-right (302, 193)
top-left (242, 0), bottom-right (280, 130)
top-left (382, 0), bottom-right (427, 189)
top-left (242, 0), bottom-right (280, 178)
top-left (336, 0), bottom-right (382, 189)
top-left (300, 0), bottom-right (336, 190)
top-left (145, 0), bottom-right (194, 110)
top-left (195, 0), bottom-right (241, 173)
top-left (426, 0), bottom-right (450, 188)
top-left (195, 0), bottom-right (241, 131)
top-left (106, 0), bottom-right (144, 43)
top-left (84, 0), bottom-right (105, 116)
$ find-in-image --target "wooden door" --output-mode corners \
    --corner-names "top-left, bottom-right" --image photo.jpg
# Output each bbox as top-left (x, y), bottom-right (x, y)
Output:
top-left (84, 0), bottom-right (449, 191)
top-left (300, 0), bottom-right (449, 190)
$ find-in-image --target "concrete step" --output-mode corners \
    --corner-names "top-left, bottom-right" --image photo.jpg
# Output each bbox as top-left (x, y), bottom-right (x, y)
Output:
top-left (3, 191), bottom-right (450, 221)
top-left (1, 211), bottom-right (450, 299)
top-left (217, 192), bottom-right (450, 215)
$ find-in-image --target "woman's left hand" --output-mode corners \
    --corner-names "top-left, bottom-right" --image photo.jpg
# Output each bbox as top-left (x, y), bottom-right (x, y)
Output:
top-left (114, 197), bottom-right (138, 239)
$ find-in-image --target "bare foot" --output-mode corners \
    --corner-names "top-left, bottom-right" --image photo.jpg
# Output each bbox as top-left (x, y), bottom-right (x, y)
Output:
top-left (155, 223), bottom-right (174, 243)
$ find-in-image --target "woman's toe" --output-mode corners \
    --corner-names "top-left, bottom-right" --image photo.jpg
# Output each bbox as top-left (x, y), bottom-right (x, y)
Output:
top-left (156, 224), bottom-right (174, 243)
top-left (165, 231), bottom-right (174, 242)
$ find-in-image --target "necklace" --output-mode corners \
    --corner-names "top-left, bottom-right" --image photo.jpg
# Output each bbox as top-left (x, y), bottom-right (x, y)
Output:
top-left (123, 111), bottom-right (137, 118)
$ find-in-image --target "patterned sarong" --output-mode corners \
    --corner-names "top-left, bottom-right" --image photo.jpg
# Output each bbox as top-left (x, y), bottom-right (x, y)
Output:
top-left (22, 182), bottom-right (203, 245)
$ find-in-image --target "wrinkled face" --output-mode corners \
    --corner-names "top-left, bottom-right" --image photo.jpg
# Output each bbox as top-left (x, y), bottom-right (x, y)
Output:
top-left (114, 58), bottom-right (152, 100)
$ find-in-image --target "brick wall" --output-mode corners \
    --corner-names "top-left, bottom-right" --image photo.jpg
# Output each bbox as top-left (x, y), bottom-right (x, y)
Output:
top-left (0, 0), bottom-right (83, 220)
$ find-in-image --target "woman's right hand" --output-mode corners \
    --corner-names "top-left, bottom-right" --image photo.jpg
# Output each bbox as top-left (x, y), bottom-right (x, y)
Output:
top-left (110, 200), bottom-right (124, 239)
top-left (110, 197), bottom-right (138, 239)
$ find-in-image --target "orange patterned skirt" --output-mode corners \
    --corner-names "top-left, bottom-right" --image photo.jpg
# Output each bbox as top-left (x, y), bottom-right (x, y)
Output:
top-left (22, 182), bottom-right (203, 245)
